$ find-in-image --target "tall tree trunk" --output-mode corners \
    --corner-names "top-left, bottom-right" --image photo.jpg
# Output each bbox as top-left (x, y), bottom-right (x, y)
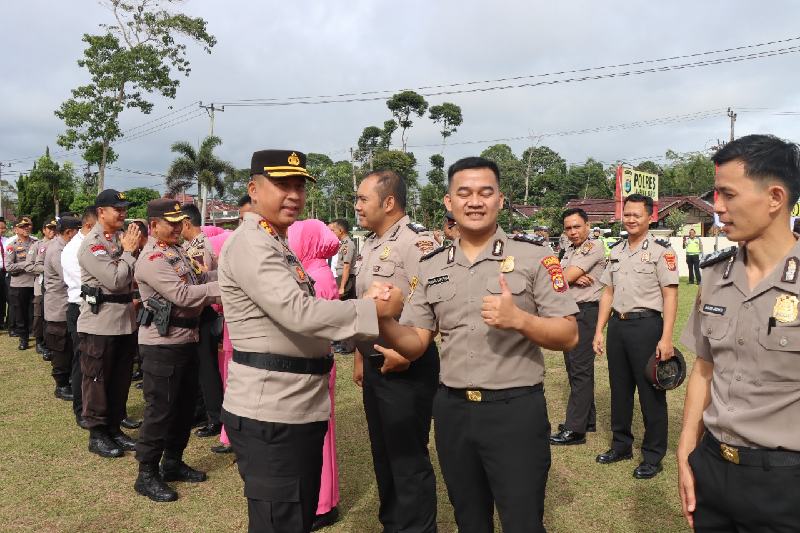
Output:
top-left (54, 191), bottom-right (60, 217)
top-left (201, 183), bottom-right (208, 226)
top-left (98, 141), bottom-right (109, 192)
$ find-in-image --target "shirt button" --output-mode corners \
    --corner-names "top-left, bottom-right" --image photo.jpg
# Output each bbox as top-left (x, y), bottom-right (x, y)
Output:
top-left (735, 374), bottom-right (742, 381)
top-left (706, 327), bottom-right (713, 334)
top-left (737, 338), bottom-right (744, 345)
top-left (780, 337), bottom-right (788, 347)
top-left (728, 406), bottom-right (735, 412)
top-left (469, 270), bottom-right (475, 275)
top-left (744, 302), bottom-right (751, 309)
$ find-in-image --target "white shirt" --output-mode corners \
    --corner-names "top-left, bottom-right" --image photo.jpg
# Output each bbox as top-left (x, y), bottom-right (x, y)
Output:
top-left (61, 231), bottom-right (85, 303)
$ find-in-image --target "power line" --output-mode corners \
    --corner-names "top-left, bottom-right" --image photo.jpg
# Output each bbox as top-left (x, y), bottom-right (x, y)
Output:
top-left (215, 37), bottom-right (800, 107)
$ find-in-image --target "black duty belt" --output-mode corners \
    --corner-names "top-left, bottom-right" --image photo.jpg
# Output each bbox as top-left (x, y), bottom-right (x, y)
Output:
top-left (611, 309), bottom-right (661, 320)
top-left (102, 293), bottom-right (134, 304)
top-left (169, 316), bottom-right (199, 329)
top-left (442, 383), bottom-right (543, 403)
top-left (233, 350), bottom-right (333, 375)
top-left (703, 432), bottom-right (800, 467)
top-left (577, 301), bottom-right (599, 309)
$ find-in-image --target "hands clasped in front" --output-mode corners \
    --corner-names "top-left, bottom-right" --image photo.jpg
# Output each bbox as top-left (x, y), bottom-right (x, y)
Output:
top-left (365, 281), bottom-right (404, 319)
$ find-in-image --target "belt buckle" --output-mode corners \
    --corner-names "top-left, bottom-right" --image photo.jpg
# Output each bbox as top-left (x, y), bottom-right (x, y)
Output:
top-left (619, 312), bottom-right (627, 320)
top-left (720, 443), bottom-right (740, 464)
top-left (466, 390), bottom-right (482, 402)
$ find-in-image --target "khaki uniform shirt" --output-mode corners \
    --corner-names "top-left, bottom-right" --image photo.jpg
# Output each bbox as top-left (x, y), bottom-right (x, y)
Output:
top-left (76, 224), bottom-right (137, 335)
top-left (26, 237), bottom-right (53, 296)
top-left (600, 233), bottom-right (679, 313)
top-left (219, 212), bottom-right (380, 424)
top-left (354, 215), bottom-right (438, 355)
top-left (135, 236), bottom-right (221, 345)
top-left (560, 238), bottom-right (606, 303)
top-left (400, 226), bottom-right (579, 389)
top-left (5, 237), bottom-right (38, 288)
top-left (335, 236), bottom-right (356, 277)
top-left (681, 242), bottom-right (800, 451)
top-left (43, 236), bottom-right (68, 323)
top-left (182, 231), bottom-right (218, 271)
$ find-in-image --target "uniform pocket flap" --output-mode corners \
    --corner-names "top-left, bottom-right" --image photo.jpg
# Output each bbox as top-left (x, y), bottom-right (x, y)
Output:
top-left (371, 260), bottom-right (396, 278)
top-left (426, 281), bottom-right (456, 303)
top-left (700, 314), bottom-right (731, 341)
top-left (486, 274), bottom-right (526, 294)
top-left (758, 327), bottom-right (800, 352)
top-left (633, 263), bottom-right (655, 274)
top-left (244, 476), bottom-right (300, 503)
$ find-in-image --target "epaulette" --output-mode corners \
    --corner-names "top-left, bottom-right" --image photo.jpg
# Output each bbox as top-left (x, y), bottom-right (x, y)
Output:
top-left (407, 222), bottom-right (427, 234)
top-left (512, 234), bottom-right (545, 246)
top-left (699, 246), bottom-right (738, 269)
top-left (421, 245), bottom-right (449, 262)
top-left (654, 238), bottom-right (671, 248)
top-left (608, 239), bottom-right (624, 248)
top-left (364, 232), bottom-right (375, 240)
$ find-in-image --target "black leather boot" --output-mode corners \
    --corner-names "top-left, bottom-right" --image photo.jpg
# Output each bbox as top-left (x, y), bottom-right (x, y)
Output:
top-left (161, 453), bottom-right (207, 483)
top-left (134, 463), bottom-right (178, 502)
top-left (88, 428), bottom-right (123, 458)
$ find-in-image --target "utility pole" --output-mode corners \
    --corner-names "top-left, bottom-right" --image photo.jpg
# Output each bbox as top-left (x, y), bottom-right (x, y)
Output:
top-left (199, 102), bottom-right (224, 225)
top-left (727, 107), bottom-right (737, 142)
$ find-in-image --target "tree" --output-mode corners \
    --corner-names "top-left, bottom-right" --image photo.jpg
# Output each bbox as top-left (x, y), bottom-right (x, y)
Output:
top-left (222, 168), bottom-right (251, 204)
top-left (480, 144), bottom-right (525, 206)
top-left (429, 102), bottom-right (463, 151)
top-left (17, 152), bottom-right (77, 228)
top-left (124, 187), bottom-right (162, 219)
top-left (55, 0), bottom-right (216, 191)
top-left (166, 135), bottom-right (235, 224)
top-left (521, 145), bottom-right (567, 205)
top-left (661, 151), bottom-right (715, 196)
top-left (386, 91), bottom-right (429, 152)
top-left (418, 154), bottom-right (447, 228)
top-left (665, 210), bottom-right (688, 235)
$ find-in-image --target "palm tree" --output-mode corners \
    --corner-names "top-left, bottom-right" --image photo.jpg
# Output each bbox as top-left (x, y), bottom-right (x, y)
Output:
top-left (166, 136), bottom-right (235, 224)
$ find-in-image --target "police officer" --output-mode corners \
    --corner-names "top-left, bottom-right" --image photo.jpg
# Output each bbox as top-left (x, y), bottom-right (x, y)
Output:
top-left (330, 218), bottom-right (356, 300)
top-left (62, 206), bottom-right (98, 428)
top-left (353, 169), bottom-right (440, 532)
top-left (43, 215), bottom-right (82, 401)
top-left (550, 207), bottom-right (606, 445)
top-left (27, 219), bottom-right (57, 357)
top-left (443, 210), bottom-right (458, 245)
top-left (77, 189), bottom-right (142, 458)
top-left (678, 134), bottom-right (800, 531)
top-left (377, 156), bottom-right (579, 533)
top-left (218, 149), bottom-right (398, 533)
top-left (683, 228), bottom-right (703, 284)
top-left (132, 199), bottom-right (221, 502)
top-left (592, 194), bottom-right (679, 479)
top-left (180, 202), bottom-right (224, 439)
top-left (5, 216), bottom-right (38, 350)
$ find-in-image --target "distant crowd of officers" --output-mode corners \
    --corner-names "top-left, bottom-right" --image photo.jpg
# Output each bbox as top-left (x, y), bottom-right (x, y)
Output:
top-left (13, 133), bottom-right (800, 533)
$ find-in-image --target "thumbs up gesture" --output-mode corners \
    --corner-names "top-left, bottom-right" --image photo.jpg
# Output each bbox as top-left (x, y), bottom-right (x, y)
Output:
top-left (481, 274), bottom-right (522, 330)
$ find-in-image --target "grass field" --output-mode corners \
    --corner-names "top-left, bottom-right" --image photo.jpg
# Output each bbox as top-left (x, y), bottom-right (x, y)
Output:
top-left (0, 281), bottom-right (699, 532)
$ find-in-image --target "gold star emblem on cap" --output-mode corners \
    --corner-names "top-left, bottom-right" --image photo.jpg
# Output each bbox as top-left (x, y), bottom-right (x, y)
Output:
top-left (287, 152), bottom-right (300, 166)
top-left (174, 203), bottom-right (180, 211)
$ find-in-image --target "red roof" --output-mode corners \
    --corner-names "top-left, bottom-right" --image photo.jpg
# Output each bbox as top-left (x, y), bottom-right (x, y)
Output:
top-left (560, 195), bottom-right (714, 222)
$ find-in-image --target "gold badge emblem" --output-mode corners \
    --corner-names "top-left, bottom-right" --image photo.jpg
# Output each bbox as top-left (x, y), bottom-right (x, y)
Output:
top-left (773, 294), bottom-right (799, 323)
top-left (174, 203), bottom-right (180, 211)
top-left (117, 192), bottom-right (126, 200)
top-left (287, 152), bottom-right (300, 166)
top-left (380, 246), bottom-right (391, 260)
top-left (500, 256), bottom-right (515, 273)
top-left (641, 251), bottom-right (651, 262)
top-left (408, 276), bottom-right (419, 300)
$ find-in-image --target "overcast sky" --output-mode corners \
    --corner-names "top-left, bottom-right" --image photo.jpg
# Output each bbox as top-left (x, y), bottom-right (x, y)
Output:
top-left (2, 0), bottom-right (800, 193)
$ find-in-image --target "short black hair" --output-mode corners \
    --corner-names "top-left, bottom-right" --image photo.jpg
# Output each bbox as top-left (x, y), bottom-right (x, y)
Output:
top-left (133, 220), bottom-right (148, 236)
top-left (238, 194), bottom-right (251, 207)
top-left (712, 134), bottom-right (800, 210)
top-left (447, 157), bottom-right (500, 187)
top-left (364, 170), bottom-right (407, 211)
top-left (82, 206), bottom-right (97, 223)
top-left (623, 194), bottom-right (654, 215)
top-left (331, 218), bottom-right (351, 233)
top-left (561, 207), bottom-right (589, 223)
top-left (181, 203), bottom-right (202, 227)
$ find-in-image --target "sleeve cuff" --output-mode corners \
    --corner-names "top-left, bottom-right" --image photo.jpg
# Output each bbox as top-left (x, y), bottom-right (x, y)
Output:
top-left (352, 299), bottom-right (380, 340)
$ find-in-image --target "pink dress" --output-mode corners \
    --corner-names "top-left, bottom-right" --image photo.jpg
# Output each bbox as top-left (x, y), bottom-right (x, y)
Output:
top-left (287, 219), bottom-right (341, 515)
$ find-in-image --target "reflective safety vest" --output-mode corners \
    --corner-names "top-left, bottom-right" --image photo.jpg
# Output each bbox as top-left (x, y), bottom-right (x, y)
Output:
top-left (686, 237), bottom-right (701, 254)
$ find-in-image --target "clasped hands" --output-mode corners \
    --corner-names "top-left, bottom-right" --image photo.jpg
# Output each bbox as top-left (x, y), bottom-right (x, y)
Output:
top-left (364, 282), bottom-right (404, 319)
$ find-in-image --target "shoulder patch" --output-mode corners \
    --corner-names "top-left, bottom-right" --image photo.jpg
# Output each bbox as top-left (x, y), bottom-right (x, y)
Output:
top-left (407, 222), bottom-right (427, 234)
top-left (699, 246), bottom-right (738, 269)
top-left (421, 245), bottom-right (449, 262)
top-left (414, 239), bottom-right (436, 254)
top-left (90, 244), bottom-right (107, 256)
top-left (5, 245), bottom-right (12, 252)
top-left (608, 239), bottom-right (624, 249)
top-left (654, 238), bottom-right (670, 248)
top-left (148, 252), bottom-right (164, 261)
top-left (512, 234), bottom-right (545, 246)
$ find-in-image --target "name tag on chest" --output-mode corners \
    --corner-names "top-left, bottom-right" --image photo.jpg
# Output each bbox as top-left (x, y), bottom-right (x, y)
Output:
top-left (427, 275), bottom-right (449, 286)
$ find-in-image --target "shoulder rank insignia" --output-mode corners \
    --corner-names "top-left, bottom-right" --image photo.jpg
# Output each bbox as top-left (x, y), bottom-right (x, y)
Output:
top-left (364, 232), bottom-right (375, 240)
top-left (654, 238), bottom-right (670, 248)
top-left (512, 234), bottom-right (545, 246)
top-left (699, 246), bottom-right (738, 269)
top-left (608, 239), bottom-right (624, 249)
top-left (421, 245), bottom-right (449, 262)
top-left (782, 257), bottom-right (799, 284)
top-left (407, 222), bottom-right (427, 234)
top-left (580, 241), bottom-right (593, 255)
